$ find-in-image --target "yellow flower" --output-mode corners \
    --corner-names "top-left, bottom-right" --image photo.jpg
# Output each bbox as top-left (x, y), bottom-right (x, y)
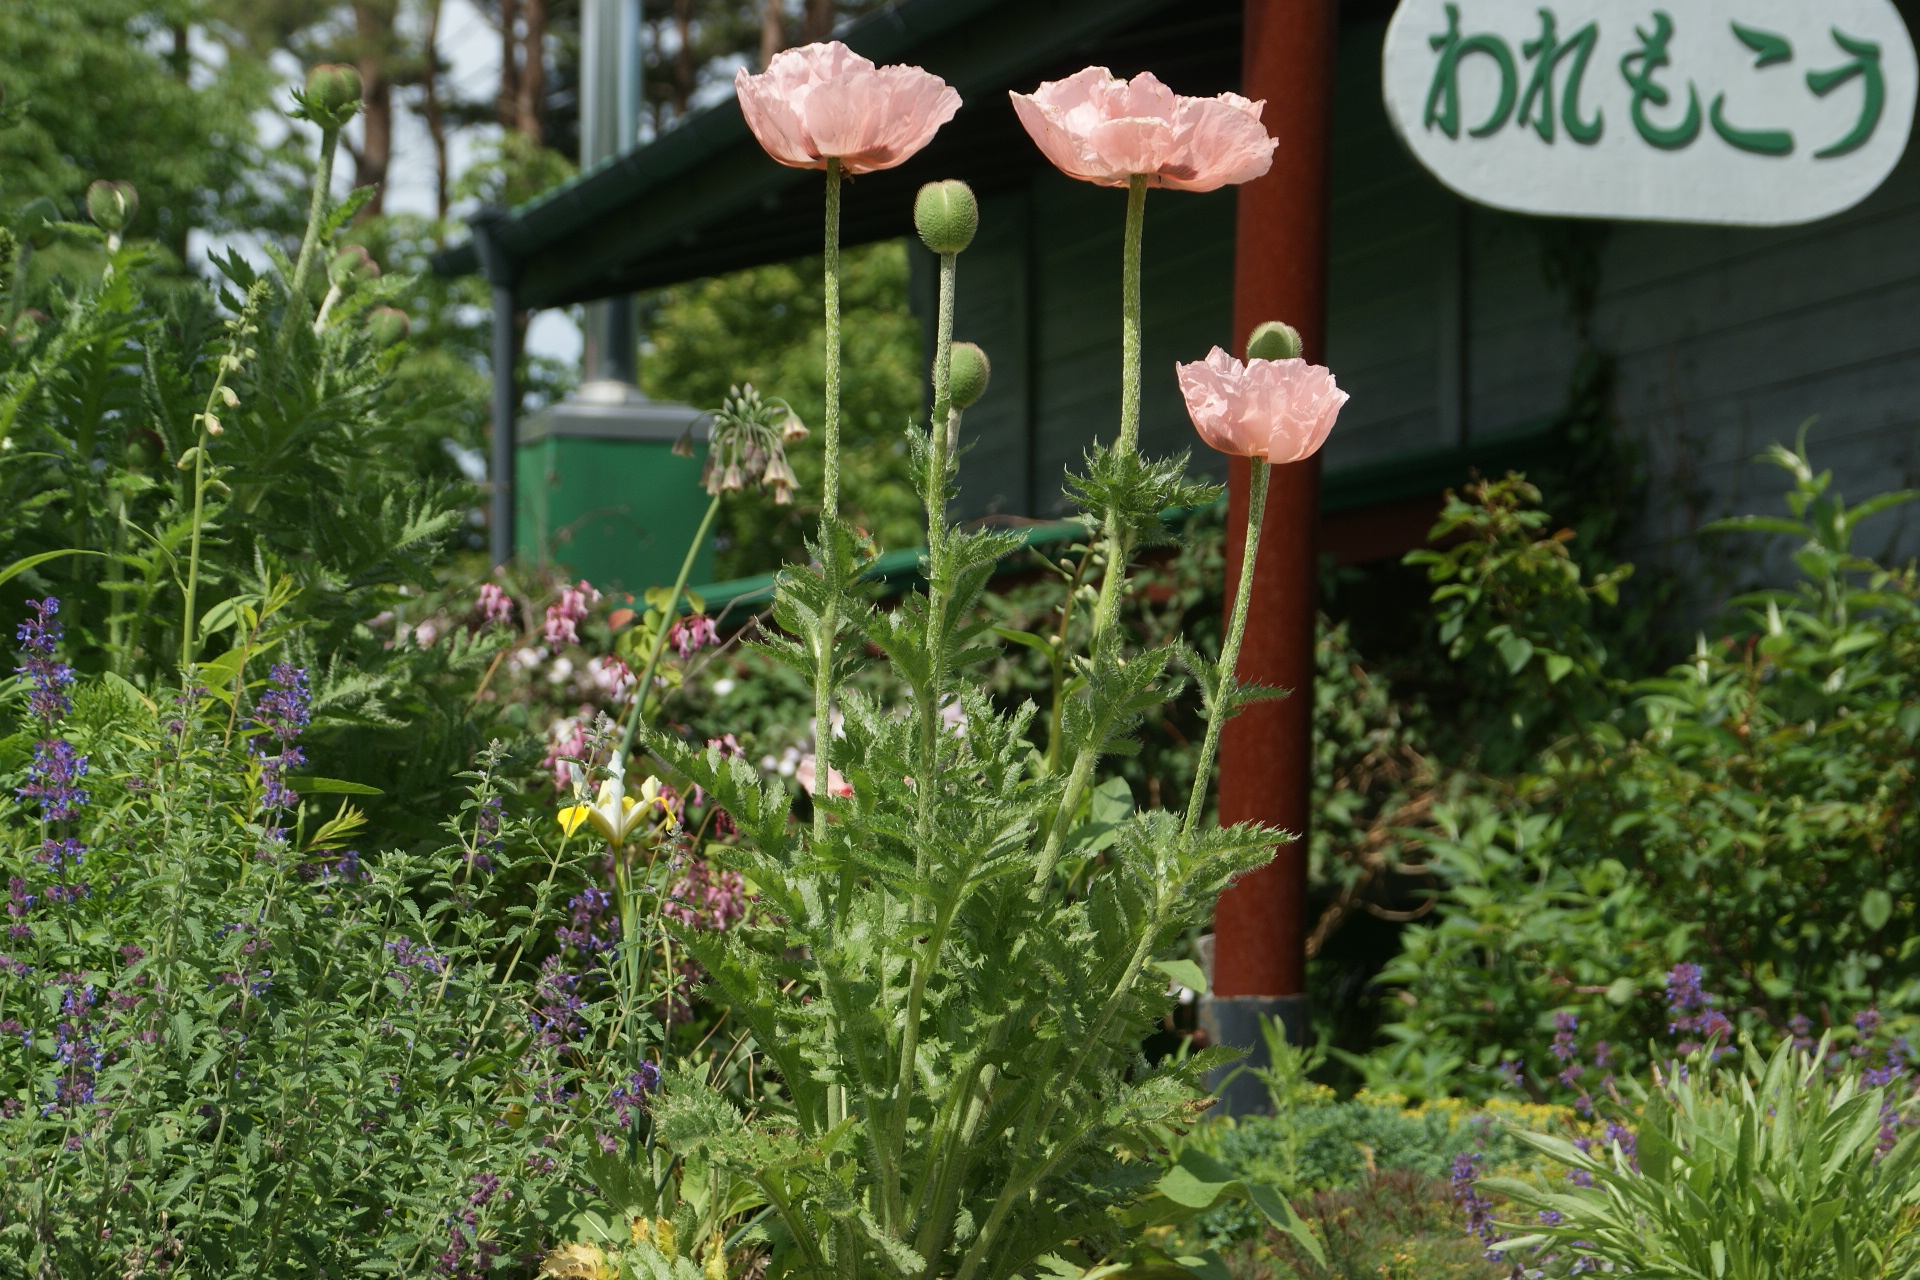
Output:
top-left (541, 1241), bottom-right (613, 1280)
top-left (557, 761), bottom-right (674, 845)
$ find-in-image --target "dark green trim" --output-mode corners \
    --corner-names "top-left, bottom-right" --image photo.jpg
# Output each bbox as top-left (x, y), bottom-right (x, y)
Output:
top-left (690, 417), bottom-right (1564, 613)
top-left (434, 0), bottom-right (1179, 309)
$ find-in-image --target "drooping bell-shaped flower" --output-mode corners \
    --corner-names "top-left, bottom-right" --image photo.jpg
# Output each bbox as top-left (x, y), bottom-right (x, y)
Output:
top-left (1010, 68), bottom-right (1276, 191)
top-left (735, 41), bottom-right (960, 174)
top-left (1176, 347), bottom-right (1347, 463)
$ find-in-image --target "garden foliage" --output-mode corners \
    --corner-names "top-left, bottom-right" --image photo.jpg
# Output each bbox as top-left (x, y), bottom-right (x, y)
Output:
top-left (1364, 448), bottom-right (1920, 1095)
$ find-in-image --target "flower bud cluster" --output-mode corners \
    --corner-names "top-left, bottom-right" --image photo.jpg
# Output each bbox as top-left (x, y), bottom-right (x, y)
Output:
top-left (700, 383), bottom-right (808, 505)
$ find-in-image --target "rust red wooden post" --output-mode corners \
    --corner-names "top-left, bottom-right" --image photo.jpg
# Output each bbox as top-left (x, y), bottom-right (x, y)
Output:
top-left (1203, 0), bottom-right (1339, 1113)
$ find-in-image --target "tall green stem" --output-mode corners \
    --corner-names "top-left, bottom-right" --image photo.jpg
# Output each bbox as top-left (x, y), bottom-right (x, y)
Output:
top-left (1184, 460), bottom-right (1269, 836)
top-left (619, 491), bottom-right (722, 759)
top-left (288, 127), bottom-right (339, 307)
top-left (1117, 175), bottom-right (1146, 456)
top-left (1030, 176), bottom-right (1149, 888)
top-left (914, 250), bottom-right (958, 863)
top-left (812, 159), bottom-right (845, 845)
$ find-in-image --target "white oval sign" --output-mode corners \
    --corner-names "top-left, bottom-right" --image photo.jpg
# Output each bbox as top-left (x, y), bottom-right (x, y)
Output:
top-left (1383, 0), bottom-right (1919, 226)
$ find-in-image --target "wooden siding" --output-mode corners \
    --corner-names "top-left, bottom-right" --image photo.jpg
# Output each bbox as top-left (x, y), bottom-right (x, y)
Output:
top-left (917, 10), bottom-right (1920, 625)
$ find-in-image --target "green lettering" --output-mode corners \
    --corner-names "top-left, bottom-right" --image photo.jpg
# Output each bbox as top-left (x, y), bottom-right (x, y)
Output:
top-left (1520, 10), bottom-right (1604, 145)
top-left (1808, 29), bottom-right (1885, 159)
top-left (1621, 11), bottom-right (1701, 150)
top-left (1426, 3), bottom-right (1520, 140)
top-left (1711, 22), bottom-right (1793, 156)
top-left (1731, 22), bottom-right (1792, 68)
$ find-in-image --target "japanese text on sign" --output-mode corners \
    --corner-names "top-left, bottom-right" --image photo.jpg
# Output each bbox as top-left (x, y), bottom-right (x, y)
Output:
top-left (1382, 0), bottom-right (1918, 226)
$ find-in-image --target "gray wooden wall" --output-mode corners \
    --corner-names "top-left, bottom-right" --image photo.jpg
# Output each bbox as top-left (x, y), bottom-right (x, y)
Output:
top-left (916, 14), bottom-right (1920, 625)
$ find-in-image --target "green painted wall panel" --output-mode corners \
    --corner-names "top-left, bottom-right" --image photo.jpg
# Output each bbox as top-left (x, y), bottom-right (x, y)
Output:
top-left (515, 436), bottom-right (715, 594)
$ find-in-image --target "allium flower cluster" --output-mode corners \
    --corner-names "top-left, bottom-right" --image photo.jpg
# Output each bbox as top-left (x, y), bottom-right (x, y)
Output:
top-left (18, 739), bottom-right (89, 821)
top-left (15, 598), bottom-right (74, 722)
top-left (544, 581), bottom-right (600, 646)
top-left (700, 384), bottom-right (807, 505)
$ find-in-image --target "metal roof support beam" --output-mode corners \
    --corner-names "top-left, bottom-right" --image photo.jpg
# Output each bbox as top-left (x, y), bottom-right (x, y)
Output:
top-left (472, 212), bottom-right (521, 568)
top-left (1204, 0), bottom-right (1339, 1116)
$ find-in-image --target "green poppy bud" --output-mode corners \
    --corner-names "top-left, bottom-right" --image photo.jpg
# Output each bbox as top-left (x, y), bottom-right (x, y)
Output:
top-left (304, 63), bottom-right (364, 127)
top-left (948, 342), bottom-right (990, 409)
top-left (914, 180), bottom-right (978, 255)
top-left (85, 181), bottom-right (137, 235)
top-left (366, 306), bottom-right (410, 349)
top-left (1245, 320), bottom-right (1302, 363)
top-left (329, 244), bottom-right (381, 288)
top-left (17, 197), bottom-right (60, 250)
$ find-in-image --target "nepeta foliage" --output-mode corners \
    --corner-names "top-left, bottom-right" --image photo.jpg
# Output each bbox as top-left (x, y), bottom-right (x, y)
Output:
top-left (0, 612), bottom-right (614, 1275)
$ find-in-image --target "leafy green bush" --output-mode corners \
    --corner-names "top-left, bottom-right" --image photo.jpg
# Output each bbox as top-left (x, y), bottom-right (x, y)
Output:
top-left (1366, 444), bottom-right (1920, 1094)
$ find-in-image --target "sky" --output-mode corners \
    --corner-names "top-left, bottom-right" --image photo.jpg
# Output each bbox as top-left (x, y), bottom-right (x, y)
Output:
top-left (190, 0), bottom-right (584, 367)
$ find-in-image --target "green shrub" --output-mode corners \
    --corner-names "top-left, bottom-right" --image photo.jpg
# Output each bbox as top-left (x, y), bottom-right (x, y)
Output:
top-left (1367, 444), bottom-right (1920, 1094)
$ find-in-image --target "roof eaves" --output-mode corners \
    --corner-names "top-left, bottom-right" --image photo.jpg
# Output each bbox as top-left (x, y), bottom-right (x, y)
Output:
top-left (433, 0), bottom-right (1175, 291)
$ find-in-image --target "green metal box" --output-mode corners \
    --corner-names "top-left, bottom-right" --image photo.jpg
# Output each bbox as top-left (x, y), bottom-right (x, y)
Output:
top-left (514, 389), bottom-right (713, 594)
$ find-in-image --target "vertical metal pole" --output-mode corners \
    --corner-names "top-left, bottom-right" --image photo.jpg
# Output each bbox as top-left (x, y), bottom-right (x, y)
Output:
top-left (581, 0), bottom-right (641, 385)
top-left (490, 279), bottom-right (519, 568)
top-left (1203, 0), bottom-right (1340, 1115)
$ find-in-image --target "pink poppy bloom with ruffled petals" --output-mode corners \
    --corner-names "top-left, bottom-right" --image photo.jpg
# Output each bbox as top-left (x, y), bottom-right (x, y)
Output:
top-left (1176, 347), bottom-right (1348, 463)
top-left (735, 41), bottom-right (960, 175)
top-left (1010, 67), bottom-right (1276, 191)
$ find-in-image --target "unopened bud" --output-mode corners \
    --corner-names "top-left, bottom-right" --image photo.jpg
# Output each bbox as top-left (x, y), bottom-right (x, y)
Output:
top-left (914, 180), bottom-right (978, 256)
top-left (328, 244), bottom-right (381, 288)
top-left (17, 197), bottom-right (59, 250)
top-left (86, 181), bottom-right (138, 235)
top-left (366, 306), bottom-right (410, 349)
top-left (1245, 321), bottom-right (1302, 363)
top-left (948, 342), bottom-right (990, 409)
top-left (218, 385), bottom-right (239, 408)
top-left (304, 63), bottom-right (364, 127)
top-left (204, 414), bottom-right (223, 436)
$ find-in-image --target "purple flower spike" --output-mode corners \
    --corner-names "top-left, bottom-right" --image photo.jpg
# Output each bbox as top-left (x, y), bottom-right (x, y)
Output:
top-left (252, 664), bottom-right (311, 744)
top-left (15, 599), bottom-right (74, 723)
top-left (18, 739), bottom-right (88, 821)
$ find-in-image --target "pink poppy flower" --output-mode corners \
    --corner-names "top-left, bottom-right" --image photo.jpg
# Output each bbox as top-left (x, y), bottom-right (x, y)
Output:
top-left (1010, 67), bottom-right (1276, 191)
top-left (735, 41), bottom-right (960, 175)
top-left (1176, 347), bottom-right (1348, 463)
top-left (794, 754), bottom-right (853, 799)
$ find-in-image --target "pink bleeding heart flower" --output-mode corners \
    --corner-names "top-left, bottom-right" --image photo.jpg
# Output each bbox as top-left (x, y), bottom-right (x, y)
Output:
top-left (1176, 347), bottom-right (1348, 463)
top-left (1010, 67), bottom-right (1276, 191)
top-left (735, 41), bottom-right (960, 175)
